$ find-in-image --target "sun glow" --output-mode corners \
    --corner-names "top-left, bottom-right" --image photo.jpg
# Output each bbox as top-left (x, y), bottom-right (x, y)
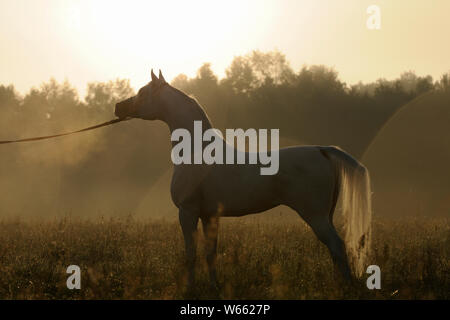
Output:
top-left (2, 0), bottom-right (450, 96)
top-left (63, 0), bottom-right (264, 86)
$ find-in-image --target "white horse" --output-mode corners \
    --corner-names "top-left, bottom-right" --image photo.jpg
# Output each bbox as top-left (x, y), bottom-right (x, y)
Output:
top-left (115, 70), bottom-right (372, 290)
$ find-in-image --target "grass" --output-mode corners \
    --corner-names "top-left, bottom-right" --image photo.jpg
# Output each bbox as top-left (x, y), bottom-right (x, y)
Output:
top-left (0, 213), bottom-right (448, 299)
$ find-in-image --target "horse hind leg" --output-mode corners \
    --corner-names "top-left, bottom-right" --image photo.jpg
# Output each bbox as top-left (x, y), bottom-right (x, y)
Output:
top-left (309, 219), bottom-right (352, 282)
top-left (287, 154), bottom-right (351, 282)
top-left (288, 201), bottom-right (352, 282)
top-left (319, 174), bottom-right (352, 281)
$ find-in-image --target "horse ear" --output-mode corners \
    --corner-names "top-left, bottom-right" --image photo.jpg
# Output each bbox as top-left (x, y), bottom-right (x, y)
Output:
top-left (159, 70), bottom-right (166, 83)
top-left (151, 69), bottom-right (158, 83)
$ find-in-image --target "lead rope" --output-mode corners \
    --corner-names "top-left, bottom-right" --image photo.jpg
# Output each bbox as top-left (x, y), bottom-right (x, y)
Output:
top-left (0, 117), bottom-right (131, 145)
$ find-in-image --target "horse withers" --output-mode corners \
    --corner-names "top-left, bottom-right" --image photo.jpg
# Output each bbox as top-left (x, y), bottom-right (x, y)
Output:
top-left (115, 69), bottom-right (373, 292)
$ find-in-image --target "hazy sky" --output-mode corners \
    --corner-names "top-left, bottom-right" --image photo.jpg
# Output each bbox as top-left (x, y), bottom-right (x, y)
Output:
top-left (1, 0), bottom-right (449, 97)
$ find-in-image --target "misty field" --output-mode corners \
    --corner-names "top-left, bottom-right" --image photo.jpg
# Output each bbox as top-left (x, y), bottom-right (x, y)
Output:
top-left (0, 213), bottom-right (448, 300)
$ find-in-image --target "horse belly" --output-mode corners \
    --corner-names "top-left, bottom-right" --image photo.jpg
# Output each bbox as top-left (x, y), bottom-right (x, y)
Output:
top-left (202, 166), bottom-right (280, 217)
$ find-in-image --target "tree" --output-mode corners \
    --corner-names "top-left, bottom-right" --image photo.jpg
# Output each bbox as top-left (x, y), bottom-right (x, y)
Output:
top-left (223, 55), bottom-right (256, 94)
top-left (248, 50), bottom-right (294, 86)
top-left (0, 84), bottom-right (20, 136)
top-left (19, 79), bottom-right (82, 132)
top-left (415, 76), bottom-right (433, 94)
top-left (171, 74), bottom-right (190, 92)
top-left (222, 50), bottom-right (294, 94)
top-left (85, 79), bottom-right (134, 119)
top-left (438, 72), bottom-right (450, 91)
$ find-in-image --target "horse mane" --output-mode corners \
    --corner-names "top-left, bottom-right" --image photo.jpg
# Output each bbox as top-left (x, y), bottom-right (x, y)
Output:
top-left (169, 85), bottom-right (196, 102)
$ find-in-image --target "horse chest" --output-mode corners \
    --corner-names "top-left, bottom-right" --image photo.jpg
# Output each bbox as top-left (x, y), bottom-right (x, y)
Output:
top-left (170, 165), bottom-right (208, 208)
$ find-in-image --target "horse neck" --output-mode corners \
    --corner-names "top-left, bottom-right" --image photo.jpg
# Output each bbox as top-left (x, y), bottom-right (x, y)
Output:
top-left (160, 87), bottom-right (213, 147)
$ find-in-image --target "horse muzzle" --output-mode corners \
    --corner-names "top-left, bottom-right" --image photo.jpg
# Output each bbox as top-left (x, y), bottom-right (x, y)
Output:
top-left (115, 97), bottom-right (137, 119)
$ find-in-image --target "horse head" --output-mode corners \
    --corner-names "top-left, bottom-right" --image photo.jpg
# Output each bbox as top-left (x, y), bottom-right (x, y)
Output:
top-left (115, 69), bottom-right (167, 120)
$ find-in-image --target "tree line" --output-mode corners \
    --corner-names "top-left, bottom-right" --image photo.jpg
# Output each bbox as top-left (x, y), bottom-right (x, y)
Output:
top-left (1, 50), bottom-right (449, 216)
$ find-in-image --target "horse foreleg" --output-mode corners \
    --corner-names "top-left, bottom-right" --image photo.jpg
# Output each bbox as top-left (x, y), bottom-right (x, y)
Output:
top-left (201, 216), bottom-right (219, 290)
top-left (179, 208), bottom-right (199, 289)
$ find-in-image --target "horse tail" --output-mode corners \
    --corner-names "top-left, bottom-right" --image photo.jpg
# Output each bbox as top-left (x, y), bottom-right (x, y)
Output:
top-left (320, 146), bottom-right (373, 277)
